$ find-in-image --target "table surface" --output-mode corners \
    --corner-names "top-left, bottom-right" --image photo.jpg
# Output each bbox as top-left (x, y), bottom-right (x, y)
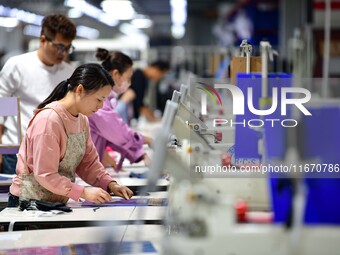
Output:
top-left (0, 192), bottom-right (167, 229)
top-left (0, 206), bottom-right (167, 224)
top-left (0, 224), bottom-right (165, 254)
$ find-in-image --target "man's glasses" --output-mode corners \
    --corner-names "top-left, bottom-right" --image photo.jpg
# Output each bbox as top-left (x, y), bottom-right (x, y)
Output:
top-left (44, 35), bottom-right (75, 54)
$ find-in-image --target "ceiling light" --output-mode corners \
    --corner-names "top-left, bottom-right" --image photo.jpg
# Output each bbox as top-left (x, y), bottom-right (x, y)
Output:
top-left (64, 0), bottom-right (118, 26)
top-left (171, 24), bottom-right (185, 39)
top-left (68, 8), bottom-right (83, 18)
top-left (119, 22), bottom-right (140, 35)
top-left (23, 25), bottom-right (41, 37)
top-left (76, 25), bottom-right (100, 39)
top-left (0, 17), bottom-right (19, 28)
top-left (0, 5), bottom-right (43, 25)
top-left (170, 0), bottom-right (187, 39)
top-left (131, 18), bottom-right (153, 29)
top-left (101, 0), bottom-right (135, 20)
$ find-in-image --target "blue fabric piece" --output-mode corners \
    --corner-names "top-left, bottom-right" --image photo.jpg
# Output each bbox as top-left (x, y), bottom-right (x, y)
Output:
top-left (82, 198), bottom-right (168, 207)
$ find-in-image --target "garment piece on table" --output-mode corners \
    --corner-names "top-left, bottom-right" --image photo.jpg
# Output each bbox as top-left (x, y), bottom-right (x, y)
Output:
top-left (82, 198), bottom-right (168, 207)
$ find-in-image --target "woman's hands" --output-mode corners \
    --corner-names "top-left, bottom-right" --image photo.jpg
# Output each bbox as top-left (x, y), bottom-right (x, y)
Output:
top-left (108, 181), bottom-right (133, 200)
top-left (102, 150), bottom-right (118, 169)
top-left (143, 136), bottom-right (153, 147)
top-left (101, 150), bottom-right (126, 172)
top-left (142, 154), bottom-right (151, 167)
top-left (81, 187), bottom-right (112, 204)
top-left (80, 182), bottom-right (133, 204)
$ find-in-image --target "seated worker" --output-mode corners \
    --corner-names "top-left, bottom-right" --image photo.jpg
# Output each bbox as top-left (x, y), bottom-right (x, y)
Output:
top-left (89, 48), bottom-right (152, 171)
top-left (8, 63), bottom-right (133, 207)
top-left (119, 60), bottom-right (170, 123)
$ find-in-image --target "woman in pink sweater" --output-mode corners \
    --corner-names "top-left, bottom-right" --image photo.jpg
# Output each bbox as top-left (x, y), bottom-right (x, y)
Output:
top-left (8, 63), bottom-right (133, 207)
top-left (89, 49), bottom-right (152, 171)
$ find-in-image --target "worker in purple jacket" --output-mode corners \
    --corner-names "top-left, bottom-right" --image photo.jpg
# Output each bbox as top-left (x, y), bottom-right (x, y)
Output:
top-left (89, 48), bottom-right (152, 171)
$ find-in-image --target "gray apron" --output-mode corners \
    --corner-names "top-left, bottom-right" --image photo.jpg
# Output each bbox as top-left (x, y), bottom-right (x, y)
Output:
top-left (20, 107), bottom-right (86, 203)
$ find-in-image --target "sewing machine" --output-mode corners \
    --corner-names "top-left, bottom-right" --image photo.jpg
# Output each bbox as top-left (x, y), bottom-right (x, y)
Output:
top-left (154, 91), bottom-right (340, 255)
top-left (153, 98), bottom-right (340, 255)
top-left (147, 40), bottom-right (340, 254)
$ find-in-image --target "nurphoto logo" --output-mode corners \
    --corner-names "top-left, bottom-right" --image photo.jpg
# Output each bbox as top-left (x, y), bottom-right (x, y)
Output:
top-left (196, 82), bottom-right (312, 128)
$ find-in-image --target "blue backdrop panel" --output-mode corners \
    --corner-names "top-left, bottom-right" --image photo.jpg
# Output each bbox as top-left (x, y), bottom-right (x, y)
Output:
top-left (271, 105), bottom-right (340, 225)
top-left (234, 73), bottom-right (292, 162)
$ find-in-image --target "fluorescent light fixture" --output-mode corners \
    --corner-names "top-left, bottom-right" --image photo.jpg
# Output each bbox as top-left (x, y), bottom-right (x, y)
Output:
top-left (0, 5), bottom-right (43, 25)
top-left (131, 17), bottom-right (153, 29)
top-left (23, 24), bottom-right (100, 40)
top-left (98, 15), bottom-right (119, 27)
top-left (101, 0), bottom-right (135, 20)
top-left (64, 0), bottom-right (119, 26)
top-left (170, 0), bottom-right (187, 39)
top-left (171, 24), bottom-right (185, 39)
top-left (170, 0), bottom-right (187, 9)
top-left (0, 17), bottom-right (19, 28)
top-left (23, 24), bottom-right (41, 37)
top-left (170, 0), bottom-right (187, 25)
top-left (68, 8), bottom-right (83, 19)
top-left (171, 8), bottom-right (187, 25)
top-left (76, 25), bottom-right (100, 39)
top-left (119, 22), bottom-right (140, 35)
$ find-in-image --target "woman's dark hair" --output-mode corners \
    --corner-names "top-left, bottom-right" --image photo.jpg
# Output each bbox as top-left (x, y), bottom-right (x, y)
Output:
top-left (37, 63), bottom-right (114, 109)
top-left (96, 48), bottom-right (133, 74)
top-left (40, 14), bottom-right (77, 40)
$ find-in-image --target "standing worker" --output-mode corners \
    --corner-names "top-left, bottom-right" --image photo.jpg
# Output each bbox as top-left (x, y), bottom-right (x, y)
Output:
top-left (119, 60), bottom-right (170, 123)
top-left (0, 14), bottom-right (77, 174)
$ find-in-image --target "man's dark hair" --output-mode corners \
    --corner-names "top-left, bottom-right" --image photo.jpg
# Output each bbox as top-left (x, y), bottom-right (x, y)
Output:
top-left (41, 14), bottom-right (77, 40)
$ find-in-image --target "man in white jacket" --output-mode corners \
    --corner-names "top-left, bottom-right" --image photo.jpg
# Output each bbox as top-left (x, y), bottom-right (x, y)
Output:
top-left (0, 14), bottom-right (77, 174)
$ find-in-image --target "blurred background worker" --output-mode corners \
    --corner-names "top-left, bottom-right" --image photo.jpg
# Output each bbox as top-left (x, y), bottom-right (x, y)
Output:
top-left (0, 14), bottom-right (77, 174)
top-left (118, 60), bottom-right (170, 124)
